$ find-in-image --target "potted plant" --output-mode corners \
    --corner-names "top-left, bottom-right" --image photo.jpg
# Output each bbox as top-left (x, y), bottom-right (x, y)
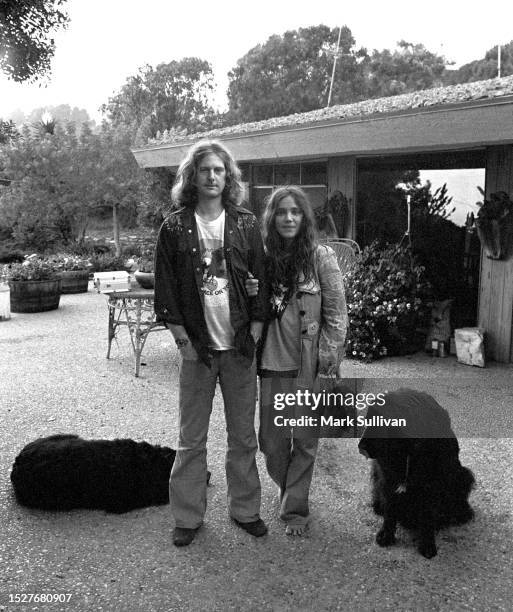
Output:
top-left (50, 254), bottom-right (92, 293)
top-left (475, 190), bottom-right (513, 260)
top-left (1, 255), bottom-right (61, 313)
top-left (134, 249), bottom-right (155, 289)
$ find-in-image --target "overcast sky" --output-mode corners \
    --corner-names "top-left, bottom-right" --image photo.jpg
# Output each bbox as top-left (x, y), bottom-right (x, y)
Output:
top-left (0, 0), bottom-right (511, 121)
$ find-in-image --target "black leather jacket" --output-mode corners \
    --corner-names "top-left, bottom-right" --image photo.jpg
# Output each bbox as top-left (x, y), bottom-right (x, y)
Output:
top-left (154, 203), bottom-right (269, 366)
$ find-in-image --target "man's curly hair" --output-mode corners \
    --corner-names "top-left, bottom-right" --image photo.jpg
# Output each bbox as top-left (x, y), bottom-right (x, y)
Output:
top-left (171, 139), bottom-right (244, 209)
top-left (262, 186), bottom-right (318, 289)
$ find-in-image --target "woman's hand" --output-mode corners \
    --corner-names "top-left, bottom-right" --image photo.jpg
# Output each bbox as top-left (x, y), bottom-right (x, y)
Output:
top-left (245, 272), bottom-right (259, 297)
top-left (318, 363), bottom-right (338, 377)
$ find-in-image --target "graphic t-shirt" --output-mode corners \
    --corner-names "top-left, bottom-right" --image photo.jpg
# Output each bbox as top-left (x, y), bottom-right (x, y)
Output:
top-left (195, 210), bottom-right (234, 350)
top-left (261, 289), bottom-right (301, 373)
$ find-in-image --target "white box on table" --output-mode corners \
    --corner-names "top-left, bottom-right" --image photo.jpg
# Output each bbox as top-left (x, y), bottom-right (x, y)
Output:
top-left (93, 271), bottom-right (131, 293)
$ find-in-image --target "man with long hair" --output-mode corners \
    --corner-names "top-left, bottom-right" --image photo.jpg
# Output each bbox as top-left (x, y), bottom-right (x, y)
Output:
top-left (154, 140), bottom-right (269, 546)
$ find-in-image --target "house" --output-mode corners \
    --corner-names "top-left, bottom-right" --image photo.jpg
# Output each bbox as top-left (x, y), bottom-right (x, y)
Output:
top-left (132, 76), bottom-right (513, 363)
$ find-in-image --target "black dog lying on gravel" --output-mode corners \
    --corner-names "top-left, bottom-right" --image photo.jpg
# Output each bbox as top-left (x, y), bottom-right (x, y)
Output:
top-left (358, 389), bottom-right (475, 558)
top-left (11, 434), bottom-right (190, 513)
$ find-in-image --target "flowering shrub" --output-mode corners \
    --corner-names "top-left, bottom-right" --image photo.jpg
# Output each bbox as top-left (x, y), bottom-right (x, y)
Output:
top-left (344, 242), bottom-right (431, 361)
top-left (1, 254), bottom-right (59, 281)
top-left (49, 253), bottom-right (92, 271)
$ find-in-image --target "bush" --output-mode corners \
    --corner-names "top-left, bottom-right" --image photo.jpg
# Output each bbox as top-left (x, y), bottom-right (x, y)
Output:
top-left (88, 252), bottom-right (130, 273)
top-left (64, 240), bottom-right (111, 257)
top-left (344, 241), bottom-right (431, 361)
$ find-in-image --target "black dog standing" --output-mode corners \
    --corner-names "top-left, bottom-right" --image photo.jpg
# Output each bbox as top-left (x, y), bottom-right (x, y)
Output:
top-left (358, 389), bottom-right (475, 558)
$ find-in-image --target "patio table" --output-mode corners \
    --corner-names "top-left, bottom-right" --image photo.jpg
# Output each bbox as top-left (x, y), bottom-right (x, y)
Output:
top-left (105, 287), bottom-right (167, 376)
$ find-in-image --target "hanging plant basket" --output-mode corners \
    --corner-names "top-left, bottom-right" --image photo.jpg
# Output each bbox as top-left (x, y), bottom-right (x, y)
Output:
top-left (475, 191), bottom-right (513, 260)
top-left (9, 279), bottom-right (61, 313)
top-left (58, 269), bottom-right (89, 293)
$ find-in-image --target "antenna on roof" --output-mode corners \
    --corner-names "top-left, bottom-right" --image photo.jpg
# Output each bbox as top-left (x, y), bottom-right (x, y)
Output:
top-left (326, 26), bottom-right (342, 108)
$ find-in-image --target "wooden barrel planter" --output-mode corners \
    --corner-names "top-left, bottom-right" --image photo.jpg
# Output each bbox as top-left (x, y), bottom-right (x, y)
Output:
top-left (58, 270), bottom-right (89, 293)
top-left (9, 279), bottom-right (61, 313)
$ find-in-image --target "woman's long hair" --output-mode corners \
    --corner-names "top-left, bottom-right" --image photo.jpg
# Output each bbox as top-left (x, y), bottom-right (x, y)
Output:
top-left (262, 186), bottom-right (318, 289)
top-left (171, 139), bottom-right (244, 209)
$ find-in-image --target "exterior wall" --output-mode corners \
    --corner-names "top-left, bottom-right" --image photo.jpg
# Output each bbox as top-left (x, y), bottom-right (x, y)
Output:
top-left (327, 157), bottom-right (357, 240)
top-left (479, 145), bottom-right (513, 362)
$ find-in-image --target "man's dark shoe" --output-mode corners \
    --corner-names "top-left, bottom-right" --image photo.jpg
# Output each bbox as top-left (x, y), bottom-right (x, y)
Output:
top-left (232, 518), bottom-right (268, 537)
top-left (173, 526), bottom-right (199, 547)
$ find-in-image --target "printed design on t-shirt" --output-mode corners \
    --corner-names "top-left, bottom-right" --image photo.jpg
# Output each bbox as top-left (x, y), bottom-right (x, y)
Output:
top-left (199, 238), bottom-right (228, 298)
top-left (271, 282), bottom-right (292, 320)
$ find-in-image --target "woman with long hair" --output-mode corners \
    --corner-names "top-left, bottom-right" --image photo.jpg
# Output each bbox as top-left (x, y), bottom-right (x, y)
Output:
top-left (257, 186), bottom-right (348, 535)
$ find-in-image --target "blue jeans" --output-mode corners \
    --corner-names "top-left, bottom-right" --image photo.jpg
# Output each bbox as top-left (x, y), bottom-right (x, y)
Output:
top-left (259, 376), bottom-right (319, 527)
top-left (170, 350), bottom-right (261, 528)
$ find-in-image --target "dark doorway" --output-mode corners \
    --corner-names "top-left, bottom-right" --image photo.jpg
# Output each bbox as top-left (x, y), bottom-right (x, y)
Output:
top-left (356, 151), bottom-right (485, 329)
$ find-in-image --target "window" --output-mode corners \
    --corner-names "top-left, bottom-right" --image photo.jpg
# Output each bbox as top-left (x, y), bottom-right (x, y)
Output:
top-left (252, 165), bottom-right (273, 185)
top-left (301, 162), bottom-right (326, 185)
top-left (248, 161), bottom-right (327, 219)
top-left (274, 164), bottom-right (300, 185)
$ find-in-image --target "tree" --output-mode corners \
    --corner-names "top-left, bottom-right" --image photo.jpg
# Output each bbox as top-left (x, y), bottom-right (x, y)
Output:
top-left (227, 25), bottom-right (368, 123)
top-left (357, 168), bottom-right (420, 247)
top-left (93, 123), bottom-right (145, 255)
top-left (364, 41), bottom-right (447, 98)
top-left (0, 118), bottom-right (18, 144)
top-left (101, 58), bottom-right (218, 137)
top-left (0, 0), bottom-right (69, 82)
top-left (444, 40), bottom-right (513, 84)
top-left (0, 121), bottom-right (145, 253)
top-left (137, 167), bottom-right (175, 229)
top-left (0, 123), bottom-right (79, 249)
top-left (357, 171), bottom-right (469, 308)
top-left (408, 182), bottom-right (466, 301)
top-left (27, 104), bottom-right (93, 127)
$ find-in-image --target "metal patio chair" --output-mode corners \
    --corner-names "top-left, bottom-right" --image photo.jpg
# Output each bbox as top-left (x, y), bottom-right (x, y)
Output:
top-left (321, 238), bottom-right (361, 275)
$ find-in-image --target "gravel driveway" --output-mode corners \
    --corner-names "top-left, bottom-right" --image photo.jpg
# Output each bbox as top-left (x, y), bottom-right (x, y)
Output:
top-left (0, 286), bottom-right (512, 611)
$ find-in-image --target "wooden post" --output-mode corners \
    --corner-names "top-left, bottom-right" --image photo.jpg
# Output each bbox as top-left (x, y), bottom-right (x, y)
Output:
top-left (480, 145), bottom-right (513, 362)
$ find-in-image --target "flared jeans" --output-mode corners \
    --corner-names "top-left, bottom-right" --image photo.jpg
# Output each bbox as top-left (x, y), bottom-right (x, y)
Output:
top-left (259, 376), bottom-right (319, 528)
top-left (170, 350), bottom-right (261, 529)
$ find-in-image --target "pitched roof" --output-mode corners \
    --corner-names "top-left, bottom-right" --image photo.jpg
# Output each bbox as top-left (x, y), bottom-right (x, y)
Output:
top-left (142, 76), bottom-right (513, 149)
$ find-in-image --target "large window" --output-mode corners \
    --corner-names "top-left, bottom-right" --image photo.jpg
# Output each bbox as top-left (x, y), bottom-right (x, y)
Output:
top-left (248, 161), bottom-right (327, 219)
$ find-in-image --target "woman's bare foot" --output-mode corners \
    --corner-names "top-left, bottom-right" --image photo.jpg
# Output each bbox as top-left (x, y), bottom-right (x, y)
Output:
top-left (285, 524), bottom-right (307, 536)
